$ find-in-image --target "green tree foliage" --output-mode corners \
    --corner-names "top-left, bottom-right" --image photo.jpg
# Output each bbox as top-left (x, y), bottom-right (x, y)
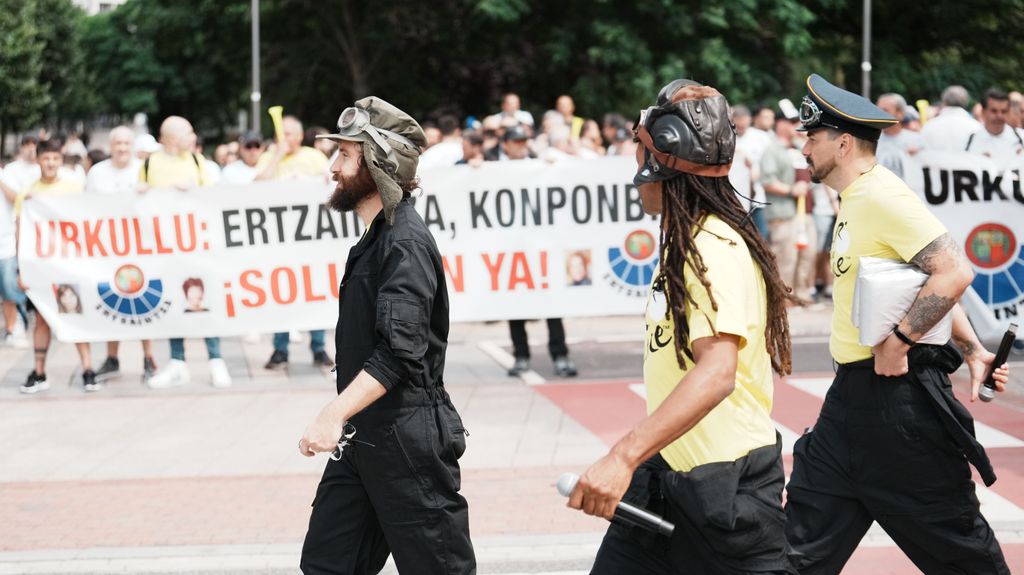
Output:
top-left (5, 0), bottom-right (1024, 140)
top-left (35, 0), bottom-right (99, 127)
top-left (80, 0), bottom-right (250, 136)
top-left (0, 0), bottom-right (48, 137)
top-left (808, 0), bottom-right (1024, 103)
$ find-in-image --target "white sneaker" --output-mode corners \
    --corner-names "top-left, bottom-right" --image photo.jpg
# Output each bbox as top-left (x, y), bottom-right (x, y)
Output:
top-left (209, 358), bottom-right (232, 388)
top-left (146, 359), bottom-right (190, 389)
top-left (6, 322), bottom-right (28, 348)
top-left (4, 332), bottom-right (28, 349)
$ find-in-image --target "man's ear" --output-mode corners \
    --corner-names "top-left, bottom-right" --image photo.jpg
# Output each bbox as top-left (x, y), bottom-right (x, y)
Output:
top-left (838, 133), bottom-right (852, 158)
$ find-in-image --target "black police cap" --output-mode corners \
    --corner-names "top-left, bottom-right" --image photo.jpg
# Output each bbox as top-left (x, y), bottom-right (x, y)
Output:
top-left (797, 74), bottom-right (897, 142)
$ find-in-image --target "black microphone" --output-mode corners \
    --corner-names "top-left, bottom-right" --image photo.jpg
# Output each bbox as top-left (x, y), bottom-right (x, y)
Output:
top-left (980, 323), bottom-right (1017, 402)
top-left (557, 472), bottom-right (674, 537)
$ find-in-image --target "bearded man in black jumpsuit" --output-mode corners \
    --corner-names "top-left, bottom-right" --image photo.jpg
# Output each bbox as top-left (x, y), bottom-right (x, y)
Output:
top-left (298, 97), bottom-right (476, 575)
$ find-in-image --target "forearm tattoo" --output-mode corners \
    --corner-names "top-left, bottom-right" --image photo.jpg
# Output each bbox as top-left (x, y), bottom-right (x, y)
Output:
top-left (902, 233), bottom-right (962, 336)
top-left (906, 293), bottom-right (957, 335)
top-left (910, 233), bottom-right (960, 274)
top-left (952, 334), bottom-right (978, 357)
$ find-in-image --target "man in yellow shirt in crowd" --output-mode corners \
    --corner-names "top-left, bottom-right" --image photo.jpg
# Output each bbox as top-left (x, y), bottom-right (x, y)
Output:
top-left (255, 115), bottom-right (333, 372)
top-left (567, 80), bottom-right (796, 573)
top-left (141, 116), bottom-right (232, 389)
top-left (17, 138), bottom-right (96, 393)
top-left (785, 74), bottom-right (1011, 574)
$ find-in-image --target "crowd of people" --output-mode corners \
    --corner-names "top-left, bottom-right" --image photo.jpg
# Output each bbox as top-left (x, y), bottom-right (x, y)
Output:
top-left (0, 84), bottom-right (1018, 394)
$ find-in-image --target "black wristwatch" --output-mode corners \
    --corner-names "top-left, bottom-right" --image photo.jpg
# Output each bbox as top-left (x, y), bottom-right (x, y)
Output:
top-left (893, 326), bottom-right (916, 347)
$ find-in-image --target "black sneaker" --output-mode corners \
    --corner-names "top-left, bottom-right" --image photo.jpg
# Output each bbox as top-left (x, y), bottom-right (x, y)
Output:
top-left (20, 371), bottom-right (49, 394)
top-left (265, 350), bottom-right (289, 370)
top-left (95, 357), bottom-right (120, 382)
top-left (142, 357), bottom-right (157, 382)
top-left (83, 369), bottom-right (100, 392)
top-left (507, 357), bottom-right (530, 377)
top-left (553, 356), bottom-right (578, 377)
top-left (312, 350), bottom-right (334, 369)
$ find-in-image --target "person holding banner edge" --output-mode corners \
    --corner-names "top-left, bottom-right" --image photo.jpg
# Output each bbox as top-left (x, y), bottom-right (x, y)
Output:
top-left (567, 79), bottom-right (796, 573)
top-left (253, 113), bottom-right (334, 372)
top-left (297, 97), bottom-right (475, 574)
top-left (140, 116), bottom-right (232, 389)
top-left (17, 138), bottom-right (97, 393)
top-left (784, 73), bottom-right (1011, 574)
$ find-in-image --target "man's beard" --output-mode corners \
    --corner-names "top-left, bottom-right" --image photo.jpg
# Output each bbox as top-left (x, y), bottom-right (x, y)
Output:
top-left (808, 157), bottom-right (835, 184)
top-left (328, 164), bottom-right (377, 212)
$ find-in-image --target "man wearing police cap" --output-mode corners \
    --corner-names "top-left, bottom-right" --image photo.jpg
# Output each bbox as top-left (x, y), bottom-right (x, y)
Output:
top-left (785, 74), bottom-right (1011, 574)
top-left (297, 97), bottom-right (475, 574)
top-left (568, 79), bottom-right (796, 573)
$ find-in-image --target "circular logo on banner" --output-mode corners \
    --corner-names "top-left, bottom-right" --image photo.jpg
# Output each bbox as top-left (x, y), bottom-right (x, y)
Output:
top-left (608, 230), bottom-right (659, 288)
top-left (966, 224), bottom-right (1016, 269)
top-left (965, 223), bottom-right (1024, 307)
top-left (97, 264), bottom-right (166, 318)
top-left (114, 264), bottom-right (146, 295)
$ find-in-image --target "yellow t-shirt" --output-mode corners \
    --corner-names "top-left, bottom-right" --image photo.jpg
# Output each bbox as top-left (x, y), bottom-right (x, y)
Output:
top-left (643, 215), bottom-right (777, 472)
top-left (829, 165), bottom-right (947, 363)
top-left (138, 151), bottom-right (209, 189)
top-left (16, 178), bottom-right (84, 216)
top-left (256, 146), bottom-right (328, 180)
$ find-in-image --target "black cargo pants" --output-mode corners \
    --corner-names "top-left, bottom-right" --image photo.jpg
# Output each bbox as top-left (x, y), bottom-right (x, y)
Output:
top-left (591, 438), bottom-right (796, 574)
top-left (300, 387), bottom-right (475, 575)
top-left (785, 359), bottom-right (1008, 574)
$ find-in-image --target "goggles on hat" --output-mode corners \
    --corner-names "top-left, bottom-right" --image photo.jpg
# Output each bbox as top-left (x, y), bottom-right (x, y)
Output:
top-left (335, 107), bottom-right (418, 172)
top-left (799, 96), bottom-right (823, 129)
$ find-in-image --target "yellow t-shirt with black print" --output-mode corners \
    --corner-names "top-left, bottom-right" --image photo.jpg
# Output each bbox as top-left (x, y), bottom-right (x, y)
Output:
top-left (829, 165), bottom-right (946, 364)
top-left (643, 215), bottom-right (777, 472)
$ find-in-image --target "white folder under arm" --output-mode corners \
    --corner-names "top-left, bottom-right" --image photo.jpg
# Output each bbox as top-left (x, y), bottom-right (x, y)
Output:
top-left (853, 257), bottom-right (953, 347)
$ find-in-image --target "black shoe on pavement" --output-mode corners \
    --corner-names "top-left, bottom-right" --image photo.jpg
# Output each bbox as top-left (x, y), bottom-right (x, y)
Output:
top-left (507, 357), bottom-right (530, 377)
top-left (83, 369), bottom-right (100, 392)
top-left (553, 356), bottom-right (578, 377)
top-left (312, 350), bottom-right (334, 369)
top-left (95, 356), bottom-right (120, 382)
top-left (265, 350), bottom-right (289, 370)
top-left (20, 371), bottom-right (49, 394)
top-left (142, 357), bottom-right (157, 383)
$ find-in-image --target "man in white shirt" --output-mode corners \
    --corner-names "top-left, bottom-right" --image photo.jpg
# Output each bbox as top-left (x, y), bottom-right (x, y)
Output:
top-left (732, 105), bottom-right (772, 238)
top-left (2, 137), bottom-right (41, 192)
top-left (874, 93), bottom-right (921, 179)
top-left (921, 85), bottom-right (981, 152)
top-left (488, 92), bottom-right (535, 129)
top-left (0, 136), bottom-right (39, 347)
top-left (0, 166), bottom-right (28, 348)
top-left (876, 93), bottom-right (924, 155)
top-left (221, 132), bottom-right (265, 184)
top-left (85, 126), bottom-right (141, 195)
top-left (964, 87), bottom-right (1024, 167)
top-left (85, 125), bottom-right (158, 383)
top-left (417, 115), bottom-right (464, 169)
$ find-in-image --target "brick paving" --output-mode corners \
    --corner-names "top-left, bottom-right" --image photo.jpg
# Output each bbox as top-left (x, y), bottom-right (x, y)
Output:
top-left (1, 312), bottom-right (1022, 573)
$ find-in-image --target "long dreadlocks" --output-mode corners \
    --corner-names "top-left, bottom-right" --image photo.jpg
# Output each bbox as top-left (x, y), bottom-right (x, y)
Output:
top-left (657, 174), bottom-right (793, 375)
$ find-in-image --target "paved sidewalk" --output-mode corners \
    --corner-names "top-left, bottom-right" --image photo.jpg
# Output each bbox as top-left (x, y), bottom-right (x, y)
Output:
top-left (2, 309), bottom-right (1023, 573)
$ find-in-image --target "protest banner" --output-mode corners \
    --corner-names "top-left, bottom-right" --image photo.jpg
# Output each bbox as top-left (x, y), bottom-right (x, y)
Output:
top-left (20, 157), bottom-right (659, 341)
top-left (900, 151), bottom-right (1024, 342)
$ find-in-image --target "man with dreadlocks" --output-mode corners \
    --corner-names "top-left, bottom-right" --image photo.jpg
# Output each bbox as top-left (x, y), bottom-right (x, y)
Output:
top-left (566, 79), bottom-right (796, 573)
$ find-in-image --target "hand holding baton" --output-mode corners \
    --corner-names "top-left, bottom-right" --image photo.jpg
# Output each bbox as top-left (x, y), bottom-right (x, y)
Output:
top-left (557, 472), bottom-right (675, 537)
top-left (980, 323), bottom-right (1017, 402)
